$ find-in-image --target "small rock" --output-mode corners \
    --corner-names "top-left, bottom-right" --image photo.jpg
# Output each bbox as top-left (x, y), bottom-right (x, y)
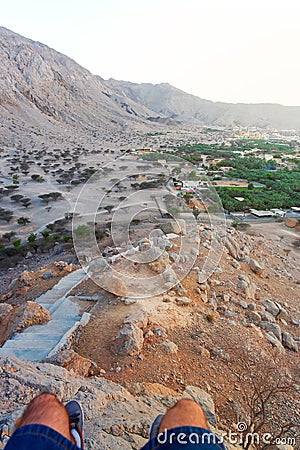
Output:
top-left (124, 298), bottom-right (137, 305)
top-left (144, 330), bottom-right (154, 339)
top-left (224, 311), bottom-right (238, 318)
top-left (7, 278), bottom-right (18, 290)
top-left (258, 321), bottom-right (281, 341)
top-left (245, 311), bottom-right (261, 323)
top-left (261, 311), bottom-right (276, 323)
top-left (46, 349), bottom-right (94, 376)
top-left (239, 301), bottom-right (248, 309)
top-left (223, 293), bottom-right (230, 303)
top-left (0, 303), bottom-right (13, 322)
top-left (153, 327), bottom-right (167, 338)
top-left (113, 323), bottom-right (144, 356)
top-left (282, 332), bottom-right (299, 352)
top-left (247, 303), bottom-right (256, 311)
top-left (42, 270), bottom-right (52, 280)
top-left (249, 259), bottom-right (264, 275)
top-left (263, 299), bottom-right (280, 317)
top-left (160, 340), bottom-right (178, 354)
top-left (231, 260), bottom-right (241, 269)
top-left (265, 332), bottom-right (285, 352)
top-left (175, 296), bottom-right (191, 306)
top-left (237, 274), bottom-right (256, 300)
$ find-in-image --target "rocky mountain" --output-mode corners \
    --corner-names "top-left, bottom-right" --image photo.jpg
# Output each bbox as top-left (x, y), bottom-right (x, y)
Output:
top-left (1, 25), bottom-right (300, 145)
top-left (104, 79), bottom-right (300, 130)
top-left (0, 27), bottom-right (161, 146)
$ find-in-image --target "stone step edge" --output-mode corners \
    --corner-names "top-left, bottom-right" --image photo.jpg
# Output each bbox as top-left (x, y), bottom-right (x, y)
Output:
top-left (46, 312), bottom-right (91, 359)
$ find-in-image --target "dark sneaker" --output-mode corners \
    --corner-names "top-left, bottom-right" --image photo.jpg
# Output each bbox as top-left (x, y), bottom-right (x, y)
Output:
top-left (149, 414), bottom-right (164, 440)
top-left (66, 400), bottom-right (84, 449)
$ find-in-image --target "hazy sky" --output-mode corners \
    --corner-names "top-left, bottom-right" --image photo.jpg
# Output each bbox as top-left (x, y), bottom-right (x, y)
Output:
top-left (1, 0), bottom-right (300, 106)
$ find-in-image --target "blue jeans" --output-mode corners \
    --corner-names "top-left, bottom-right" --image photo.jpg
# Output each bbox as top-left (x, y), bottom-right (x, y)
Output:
top-left (5, 424), bottom-right (226, 449)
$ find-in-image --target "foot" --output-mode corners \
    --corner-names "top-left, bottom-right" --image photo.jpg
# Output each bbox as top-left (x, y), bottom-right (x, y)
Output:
top-left (65, 400), bottom-right (84, 449)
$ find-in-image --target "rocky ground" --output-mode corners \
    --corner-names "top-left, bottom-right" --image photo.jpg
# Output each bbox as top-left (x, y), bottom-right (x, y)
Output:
top-left (0, 356), bottom-right (244, 450)
top-left (0, 220), bottom-right (299, 449)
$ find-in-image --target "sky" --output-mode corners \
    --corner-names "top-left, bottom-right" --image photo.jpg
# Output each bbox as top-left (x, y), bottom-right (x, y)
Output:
top-left (1, 0), bottom-right (300, 106)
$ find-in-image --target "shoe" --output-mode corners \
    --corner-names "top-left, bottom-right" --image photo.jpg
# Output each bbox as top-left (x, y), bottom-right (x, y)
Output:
top-left (149, 414), bottom-right (164, 440)
top-left (66, 400), bottom-right (84, 449)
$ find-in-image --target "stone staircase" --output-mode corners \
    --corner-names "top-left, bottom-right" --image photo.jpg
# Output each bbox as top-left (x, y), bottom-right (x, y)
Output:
top-left (0, 269), bottom-right (87, 361)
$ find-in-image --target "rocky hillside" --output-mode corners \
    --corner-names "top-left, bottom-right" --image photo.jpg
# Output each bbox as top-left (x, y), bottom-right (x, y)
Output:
top-left (0, 219), bottom-right (299, 449)
top-left (0, 27), bottom-right (162, 147)
top-left (104, 79), bottom-right (300, 130)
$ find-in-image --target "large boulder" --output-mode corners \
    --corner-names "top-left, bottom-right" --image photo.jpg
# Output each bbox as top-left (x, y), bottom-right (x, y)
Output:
top-left (0, 303), bottom-right (13, 322)
top-left (46, 349), bottom-right (95, 376)
top-left (0, 301), bottom-right (50, 344)
top-left (112, 323), bottom-right (144, 356)
top-left (158, 219), bottom-right (186, 235)
top-left (101, 273), bottom-right (128, 297)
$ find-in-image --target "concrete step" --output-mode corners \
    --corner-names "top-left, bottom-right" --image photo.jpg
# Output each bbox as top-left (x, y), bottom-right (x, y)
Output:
top-left (0, 348), bottom-right (50, 361)
top-left (10, 332), bottom-right (63, 341)
top-left (0, 269), bottom-right (87, 363)
top-left (2, 339), bottom-right (58, 350)
top-left (35, 269), bottom-right (86, 306)
top-left (22, 319), bottom-right (78, 334)
top-left (50, 298), bottom-right (80, 319)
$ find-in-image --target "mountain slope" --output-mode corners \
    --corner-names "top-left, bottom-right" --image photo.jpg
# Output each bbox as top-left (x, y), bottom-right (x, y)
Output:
top-left (104, 79), bottom-right (300, 130)
top-left (0, 27), bottom-right (158, 141)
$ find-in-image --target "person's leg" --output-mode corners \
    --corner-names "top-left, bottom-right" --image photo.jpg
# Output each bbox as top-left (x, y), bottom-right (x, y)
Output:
top-left (158, 399), bottom-right (208, 433)
top-left (142, 399), bottom-right (226, 449)
top-left (16, 393), bottom-right (75, 444)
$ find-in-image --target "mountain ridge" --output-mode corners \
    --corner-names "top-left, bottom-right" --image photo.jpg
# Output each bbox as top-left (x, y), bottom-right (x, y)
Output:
top-left (1, 26), bottom-right (300, 134)
top-left (104, 78), bottom-right (300, 129)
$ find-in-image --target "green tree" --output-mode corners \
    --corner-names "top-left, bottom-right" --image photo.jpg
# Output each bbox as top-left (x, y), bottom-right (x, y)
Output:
top-left (12, 174), bottom-right (19, 185)
top-left (18, 217), bottom-right (31, 226)
top-left (28, 233), bottom-right (37, 244)
top-left (21, 198), bottom-right (31, 208)
top-left (0, 208), bottom-right (13, 223)
top-left (41, 230), bottom-right (50, 241)
top-left (3, 231), bottom-right (16, 242)
top-left (31, 174), bottom-right (45, 182)
top-left (11, 194), bottom-right (24, 203)
top-left (13, 239), bottom-right (21, 248)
